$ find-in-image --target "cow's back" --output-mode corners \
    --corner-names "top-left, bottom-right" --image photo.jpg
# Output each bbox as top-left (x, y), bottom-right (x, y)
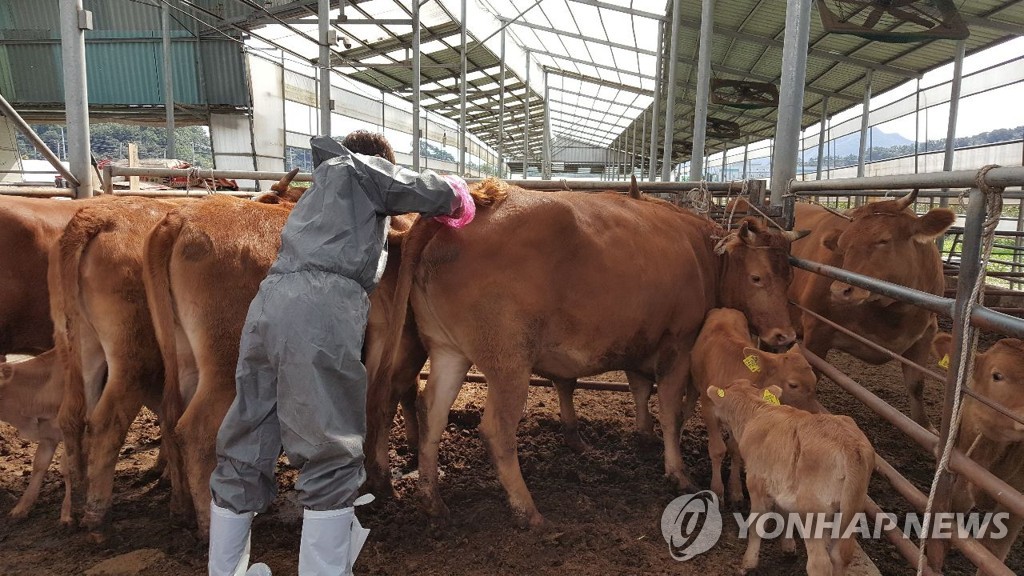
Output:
top-left (0, 197), bottom-right (89, 354)
top-left (169, 196), bottom-right (290, 365)
top-left (412, 188), bottom-right (717, 379)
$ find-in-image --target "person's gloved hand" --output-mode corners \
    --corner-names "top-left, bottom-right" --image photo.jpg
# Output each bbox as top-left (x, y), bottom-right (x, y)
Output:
top-left (435, 175), bottom-right (475, 228)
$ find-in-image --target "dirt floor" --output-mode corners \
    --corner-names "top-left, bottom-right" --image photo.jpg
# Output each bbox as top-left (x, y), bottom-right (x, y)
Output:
top-left (1, 342), bottom-right (1022, 575)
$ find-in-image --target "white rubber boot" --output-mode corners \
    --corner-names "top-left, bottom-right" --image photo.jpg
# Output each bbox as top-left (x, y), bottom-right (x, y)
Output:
top-left (298, 507), bottom-right (370, 576)
top-left (209, 502), bottom-right (269, 576)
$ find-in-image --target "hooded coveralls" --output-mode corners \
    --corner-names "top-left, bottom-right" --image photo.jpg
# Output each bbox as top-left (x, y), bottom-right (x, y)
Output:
top-left (210, 140), bottom-right (460, 514)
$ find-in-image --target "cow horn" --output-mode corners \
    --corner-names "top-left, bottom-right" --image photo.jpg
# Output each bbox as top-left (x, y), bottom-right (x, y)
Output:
top-left (628, 175), bottom-right (641, 199)
top-left (893, 189), bottom-right (919, 210)
top-left (273, 168), bottom-right (301, 193)
top-left (739, 220), bottom-right (757, 244)
top-left (783, 229), bottom-right (810, 242)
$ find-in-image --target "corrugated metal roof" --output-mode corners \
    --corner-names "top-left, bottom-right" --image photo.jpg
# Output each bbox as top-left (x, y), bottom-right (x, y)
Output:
top-left (0, 0), bottom-right (249, 113)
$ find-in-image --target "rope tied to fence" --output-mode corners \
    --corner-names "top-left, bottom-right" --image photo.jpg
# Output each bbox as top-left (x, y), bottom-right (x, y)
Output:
top-left (685, 180), bottom-right (713, 217)
top-left (185, 166), bottom-right (215, 196)
top-left (916, 164), bottom-right (1004, 575)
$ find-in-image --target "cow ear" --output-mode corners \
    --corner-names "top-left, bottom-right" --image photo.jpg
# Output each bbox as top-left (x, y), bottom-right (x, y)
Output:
top-left (0, 363), bottom-right (12, 382)
top-left (767, 385), bottom-right (784, 400)
top-left (822, 229), bottom-right (841, 252)
top-left (706, 386), bottom-right (725, 403)
top-left (913, 209), bottom-right (956, 243)
top-left (932, 332), bottom-right (953, 363)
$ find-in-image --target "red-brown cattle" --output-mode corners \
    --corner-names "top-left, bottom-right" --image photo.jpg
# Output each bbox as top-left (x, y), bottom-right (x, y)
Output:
top-left (0, 350), bottom-right (70, 523)
top-left (377, 179), bottom-right (806, 527)
top-left (52, 196), bottom-right (186, 537)
top-left (706, 379), bottom-right (874, 576)
top-left (0, 196), bottom-right (96, 355)
top-left (934, 333), bottom-right (1024, 566)
top-left (689, 307), bottom-right (820, 503)
top-left (790, 190), bottom-right (955, 428)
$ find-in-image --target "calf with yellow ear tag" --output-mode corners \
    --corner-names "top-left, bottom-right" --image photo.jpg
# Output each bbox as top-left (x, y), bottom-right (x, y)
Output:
top-left (706, 379), bottom-right (875, 576)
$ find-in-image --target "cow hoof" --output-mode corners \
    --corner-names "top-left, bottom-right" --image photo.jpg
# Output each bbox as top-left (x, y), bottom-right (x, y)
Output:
top-left (87, 530), bottom-right (108, 544)
top-left (564, 435), bottom-right (590, 455)
top-left (59, 515), bottom-right (74, 528)
top-left (363, 474), bottom-right (397, 500)
top-left (8, 506), bottom-right (29, 520)
top-left (781, 537), bottom-right (797, 554)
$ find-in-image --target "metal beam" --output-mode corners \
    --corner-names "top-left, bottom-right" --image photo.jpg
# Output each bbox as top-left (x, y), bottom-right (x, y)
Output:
top-left (815, 95), bottom-right (828, 180)
top-left (661, 0), bottom-right (682, 181)
top-left (162, 2), bottom-right (175, 158)
top-left (530, 48), bottom-right (655, 82)
top-left (459, 0), bottom-right (466, 174)
top-left (549, 118), bottom-right (619, 142)
top-left (769, 0), bottom-right (813, 205)
top-left (856, 70), bottom-right (873, 180)
top-left (59, 0), bottom-right (92, 198)
top-left (318, 0), bottom-right (331, 136)
top-left (412, 0), bottom-right (421, 170)
top-left (523, 49), bottom-right (531, 178)
top-left (962, 14), bottom-right (1024, 36)
top-left (504, 18), bottom-right (657, 56)
top-left (543, 68), bottom-right (653, 100)
top-left (649, 22), bottom-right (663, 181)
top-left (567, 0), bottom-right (666, 21)
top-left (497, 27), bottom-right (505, 176)
top-left (548, 87), bottom-right (649, 112)
top-left (542, 69), bottom-right (551, 180)
top-left (689, 0), bottom-right (715, 181)
top-left (548, 101), bottom-right (636, 127)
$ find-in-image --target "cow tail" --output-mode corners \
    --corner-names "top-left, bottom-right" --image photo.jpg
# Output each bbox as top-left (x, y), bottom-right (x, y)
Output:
top-left (55, 210), bottom-right (105, 494)
top-left (369, 217), bottom-right (442, 424)
top-left (143, 212), bottom-right (185, 435)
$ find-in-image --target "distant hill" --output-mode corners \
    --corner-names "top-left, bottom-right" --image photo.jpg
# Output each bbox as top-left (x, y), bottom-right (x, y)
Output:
top-left (828, 129), bottom-right (913, 157)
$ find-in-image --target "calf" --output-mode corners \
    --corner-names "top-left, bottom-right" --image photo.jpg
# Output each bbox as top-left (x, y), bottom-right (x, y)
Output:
top-left (933, 333), bottom-right (1024, 566)
top-left (706, 379), bottom-right (874, 576)
top-left (689, 307), bottom-right (820, 504)
top-left (0, 350), bottom-right (71, 523)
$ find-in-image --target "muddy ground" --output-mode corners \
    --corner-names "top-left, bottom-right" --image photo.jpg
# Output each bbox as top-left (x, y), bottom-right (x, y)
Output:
top-left (1, 344), bottom-right (1022, 575)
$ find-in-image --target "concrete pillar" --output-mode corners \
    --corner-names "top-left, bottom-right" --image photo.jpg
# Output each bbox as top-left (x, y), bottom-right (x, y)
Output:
top-left (59, 0), bottom-right (93, 198)
top-left (689, 0), bottom-right (715, 181)
top-left (661, 0), bottom-right (682, 181)
top-left (769, 0), bottom-right (813, 205)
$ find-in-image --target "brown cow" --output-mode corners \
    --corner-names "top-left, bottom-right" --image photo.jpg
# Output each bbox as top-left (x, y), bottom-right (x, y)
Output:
top-left (52, 196), bottom-right (187, 536)
top-left (934, 333), bottom-right (1024, 567)
top-left (0, 350), bottom-right (71, 523)
top-left (689, 307), bottom-right (821, 504)
top-left (0, 196), bottom-right (96, 355)
top-left (790, 190), bottom-right (955, 428)
top-left (706, 379), bottom-right (874, 576)
top-left (377, 180), bottom-right (806, 527)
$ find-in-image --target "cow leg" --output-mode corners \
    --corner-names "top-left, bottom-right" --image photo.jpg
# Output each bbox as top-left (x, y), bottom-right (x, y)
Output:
top-left (399, 382), bottom-right (420, 452)
top-left (551, 378), bottom-right (587, 454)
top-left (81, 364), bottom-right (146, 534)
top-left (59, 445), bottom-right (73, 526)
top-left (178, 373), bottom-right (235, 540)
top-left (416, 351), bottom-right (470, 522)
top-left (805, 536), bottom-right (833, 576)
top-left (726, 435), bottom-right (745, 505)
top-left (977, 503), bottom-right (1023, 569)
top-left (626, 371), bottom-right (656, 440)
top-left (740, 476), bottom-right (771, 574)
top-left (656, 359), bottom-right (696, 492)
top-left (702, 408), bottom-right (728, 502)
top-left (364, 333), bottom-right (426, 498)
top-left (479, 366), bottom-right (544, 528)
top-left (9, 437), bottom-right (59, 520)
top-left (901, 331), bottom-right (936, 430)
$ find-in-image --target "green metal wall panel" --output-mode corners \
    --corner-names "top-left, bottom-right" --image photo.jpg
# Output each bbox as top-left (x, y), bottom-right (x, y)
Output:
top-left (5, 44), bottom-right (61, 103)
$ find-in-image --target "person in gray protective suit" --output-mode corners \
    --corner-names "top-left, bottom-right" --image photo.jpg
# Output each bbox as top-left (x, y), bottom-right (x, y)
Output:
top-left (207, 131), bottom-right (474, 576)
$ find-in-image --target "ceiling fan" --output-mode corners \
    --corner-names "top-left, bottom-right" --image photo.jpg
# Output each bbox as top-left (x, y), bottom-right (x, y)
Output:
top-left (816, 0), bottom-right (969, 42)
top-left (710, 79), bottom-right (779, 109)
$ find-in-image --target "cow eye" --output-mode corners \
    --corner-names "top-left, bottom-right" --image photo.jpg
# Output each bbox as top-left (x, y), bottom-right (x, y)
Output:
top-left (877, 238), bottom-right (890, 245)
top-left (993, 371), bottom-right (1005, 382)
top-left (751, 274), bottom-right (762, 284)
top-left (787, 381), bottom-right (799, 389)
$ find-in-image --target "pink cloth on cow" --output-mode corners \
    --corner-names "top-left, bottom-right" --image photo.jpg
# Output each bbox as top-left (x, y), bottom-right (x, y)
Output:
top-left (434, 175), bottom-right (475, 228)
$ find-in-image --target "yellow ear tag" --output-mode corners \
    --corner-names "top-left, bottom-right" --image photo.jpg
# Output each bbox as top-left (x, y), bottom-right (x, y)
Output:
top-left (716, 388), bottom-right (726, 398)
top-left (762, 389), bottom-right (780, 405)
top-left (938, 354), bottom-right (950, 370)
top-left (743, 354), bottom-right (761, 373)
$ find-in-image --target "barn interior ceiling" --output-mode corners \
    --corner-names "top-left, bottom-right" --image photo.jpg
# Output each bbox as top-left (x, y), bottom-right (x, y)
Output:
top-left (216, 0), bottom-right (1024, 167)
top-left (4, 0), bottom-right (1024, 166)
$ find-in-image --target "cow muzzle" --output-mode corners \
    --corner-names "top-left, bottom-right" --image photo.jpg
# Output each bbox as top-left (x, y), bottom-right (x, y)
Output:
top-left (761, 328), bottom-right (797, 348)
top-left (830, 282), bottom-right (870, 305)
